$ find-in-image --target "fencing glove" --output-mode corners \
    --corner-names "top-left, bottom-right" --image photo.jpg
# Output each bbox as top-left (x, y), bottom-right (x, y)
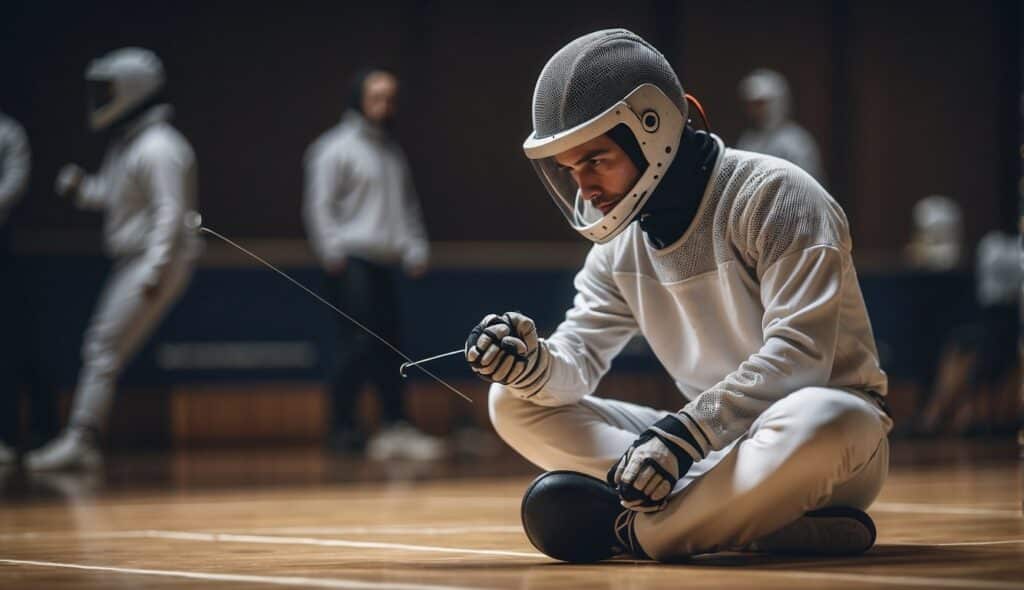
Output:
top-left (55, 164), bottom-right (85, 199)
top-left (607, 412), bottom-right (709, 512)
top-left (465, 312), bottom-right (551, 400)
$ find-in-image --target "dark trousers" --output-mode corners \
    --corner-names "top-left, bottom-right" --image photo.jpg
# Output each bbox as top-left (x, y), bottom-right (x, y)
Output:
top-left (0, 226), bottom-right (58, 448)
top-left (0, 225), bottom-right (16, 442)
top-left (325, 257), bottom-right (404, 432)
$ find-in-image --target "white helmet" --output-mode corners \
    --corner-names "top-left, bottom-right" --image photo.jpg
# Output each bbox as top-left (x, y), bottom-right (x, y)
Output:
top-left (909, 194), bottom-right (963, 271)
top-left (523, 29), bottom-right (687, 244)
top-left (738, 68), bottom-right (790, 129)
top-left (85, 47), bottom-right (165, 131)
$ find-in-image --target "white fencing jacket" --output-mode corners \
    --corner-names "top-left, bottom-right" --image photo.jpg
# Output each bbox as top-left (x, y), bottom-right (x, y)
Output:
top-left (519, 137), bottom-right (887, 453)
top-left (303, 111), bottom-right (429, 270)
top-left (75, 105), bottom-right (199, 287)
top-left (0, 112), bottom-right (30, 226)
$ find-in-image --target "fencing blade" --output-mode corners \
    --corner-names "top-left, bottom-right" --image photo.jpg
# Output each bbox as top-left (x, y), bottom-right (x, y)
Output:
top-left (195, 220), bottom-right (472, 403)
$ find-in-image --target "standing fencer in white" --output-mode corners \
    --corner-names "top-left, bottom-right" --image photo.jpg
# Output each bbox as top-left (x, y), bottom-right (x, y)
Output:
top-left (465, 29), bottom-right (891, 562)
top-left (26, 48), bottom-right (200, 470)
top-left (737, 68), bottom-right (825, 185)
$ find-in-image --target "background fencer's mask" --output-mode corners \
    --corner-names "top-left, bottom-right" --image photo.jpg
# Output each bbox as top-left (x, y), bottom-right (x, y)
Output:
top-left (523, 29), bottom-right (687, 244)
top-left (738, 68), bottom-right (790, 130)
top-left (86, 47), bottom-right (165, 131)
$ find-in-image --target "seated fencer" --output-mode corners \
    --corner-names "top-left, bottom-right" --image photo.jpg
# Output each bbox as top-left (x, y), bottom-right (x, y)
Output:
top-left (464, 29), bottom-right (892, 563)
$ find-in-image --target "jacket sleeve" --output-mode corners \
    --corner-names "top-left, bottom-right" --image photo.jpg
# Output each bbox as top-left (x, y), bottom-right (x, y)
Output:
top-left (679, 167), bottom-right (852, 452)
top-left (302, 142), bottom-right (347, 268)
top-left (506, 243), bottom-right (639, 407)
top-left (398, 154), bottom-right (429, 270)
top-left (75, 154), bottom-right (111, 211)
top-left (0, 121), bottom-right (30, 215)
top-left (137, 137), bottom-right (191, 287)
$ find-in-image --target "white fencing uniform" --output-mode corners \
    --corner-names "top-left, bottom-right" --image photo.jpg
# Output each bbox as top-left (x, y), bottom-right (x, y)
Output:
top-left (737, 69), bottom-right (825, 184)
top-left (737, 122), bottom-right (824, 185)
top-left (67, 105), bottom-right (200, 430)
top-left (0, 113), bottom-right (30, 225)
top-left (303, 110), bottom-right (428, 271)
top-left (490, 139), bottom-right (891, 558)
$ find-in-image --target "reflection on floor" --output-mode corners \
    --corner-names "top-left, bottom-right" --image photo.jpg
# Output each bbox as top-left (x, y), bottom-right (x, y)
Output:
top-left (0, 438), bottom-right (1021, 589)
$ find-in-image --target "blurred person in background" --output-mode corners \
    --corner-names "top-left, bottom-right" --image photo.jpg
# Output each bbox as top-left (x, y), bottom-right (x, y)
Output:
top-left (919, 229), bottom-right (1022, 434)
top-left (0, 109), bottom-right (31, 464)
top-left (303, 67), bottom-right (442, 461)
top-left (26, 48), bottom-right (201, 470)
top-left (737, 68), bottom-right (825, 185)
top-left (904, 195), bottom-right (964, 271)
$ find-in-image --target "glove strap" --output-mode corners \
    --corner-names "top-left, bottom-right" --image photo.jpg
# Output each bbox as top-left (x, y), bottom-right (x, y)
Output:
top-left (509, 339), bottom-right (552, 398)
top-left (647, 412), bottom-right (711, 467)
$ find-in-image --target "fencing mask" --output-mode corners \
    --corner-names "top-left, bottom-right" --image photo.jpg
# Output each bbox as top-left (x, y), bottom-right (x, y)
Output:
top-left (86, 47), bottom-right (165, 131)
top-left (523, 29), bottom-right (687, 244)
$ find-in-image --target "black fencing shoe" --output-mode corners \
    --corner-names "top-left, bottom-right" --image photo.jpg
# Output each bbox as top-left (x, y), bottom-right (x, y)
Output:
top-left (750, 506), bottom-right (877, 556)
top-left (521, 470), bottom-right (646, 563)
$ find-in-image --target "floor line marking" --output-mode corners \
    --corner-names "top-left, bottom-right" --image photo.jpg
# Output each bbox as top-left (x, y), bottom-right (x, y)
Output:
top-left (932, 539), bottom-right (1024, 547)
top-left (871, 502), bottom-right (1021, 518)
top-left (99, 530), bottom-right (542, 558)
top-left (763, 570), bottom-right (1024, 590)
top-left (236, 525), bottom-right (524, 535)
top-left (4, 556), bottom-right (1022, 590)
top-left (0, 559), bottom-right (482, 590)
top-left (0, 526), bottom-right (521, 542)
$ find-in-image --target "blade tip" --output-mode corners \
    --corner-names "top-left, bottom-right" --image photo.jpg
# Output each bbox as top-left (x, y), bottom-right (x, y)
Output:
top-left (185, 212), bottom-right (203, 231)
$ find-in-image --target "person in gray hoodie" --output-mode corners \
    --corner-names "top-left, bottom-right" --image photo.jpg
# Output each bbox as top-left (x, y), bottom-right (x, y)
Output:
top-left (26, 48), bottom-right (201, 470)
top-left (303, 68), bottom-right (441, 460)
top-left (0, 110), bottom-right (31, 464)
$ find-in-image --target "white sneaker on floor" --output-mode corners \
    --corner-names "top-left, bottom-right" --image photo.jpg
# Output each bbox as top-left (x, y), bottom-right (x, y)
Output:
top-left (452, 426), bottom-right (501, 458)
top-left (24, 428), bottom-right (102, 471)
top-left (367, 422), bottom-right (445, 462)
top-left (0, 441), bottom-right (15, 464)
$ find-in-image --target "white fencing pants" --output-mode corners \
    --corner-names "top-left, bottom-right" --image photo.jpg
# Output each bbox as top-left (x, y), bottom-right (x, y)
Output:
top-left (68, 247), bottom-right (196, 431)
top-left (490, 385), bottom-right (892, 560)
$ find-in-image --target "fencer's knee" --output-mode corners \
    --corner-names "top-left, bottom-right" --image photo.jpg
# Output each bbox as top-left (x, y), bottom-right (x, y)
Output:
top-left (488, 383), bottom-right (532, 442)
top-left (780, 388), bottom-right (882, 459)
top-left (808, 390), bottom-right (878, 436)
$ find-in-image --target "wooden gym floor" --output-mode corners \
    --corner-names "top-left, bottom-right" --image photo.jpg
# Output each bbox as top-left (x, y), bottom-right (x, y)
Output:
top-left (0, 438), bottom-right (1021, 589)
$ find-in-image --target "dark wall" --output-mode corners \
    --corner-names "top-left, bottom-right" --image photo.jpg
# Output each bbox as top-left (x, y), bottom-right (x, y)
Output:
top-left (679, 1), bottom-right (1019, 253)
top-left (846, 2), bottom-right (1015, 252)
top-left (2, 0), bottom-right (1017, 250)
top-left (15, 253), bottom-right (971, 390)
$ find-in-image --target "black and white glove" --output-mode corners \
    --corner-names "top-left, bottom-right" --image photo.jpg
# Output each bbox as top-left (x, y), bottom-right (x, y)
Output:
top-left (607, 413), bottom-right (707, 512)
top-left (465, 312), bottom-right (551, 398)
top-left (55, 163), bottom-right (85, 199)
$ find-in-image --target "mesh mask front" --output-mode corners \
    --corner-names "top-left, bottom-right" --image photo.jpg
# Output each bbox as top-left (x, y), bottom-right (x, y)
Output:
top-left (532, 29), bottom-right (687, 138)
